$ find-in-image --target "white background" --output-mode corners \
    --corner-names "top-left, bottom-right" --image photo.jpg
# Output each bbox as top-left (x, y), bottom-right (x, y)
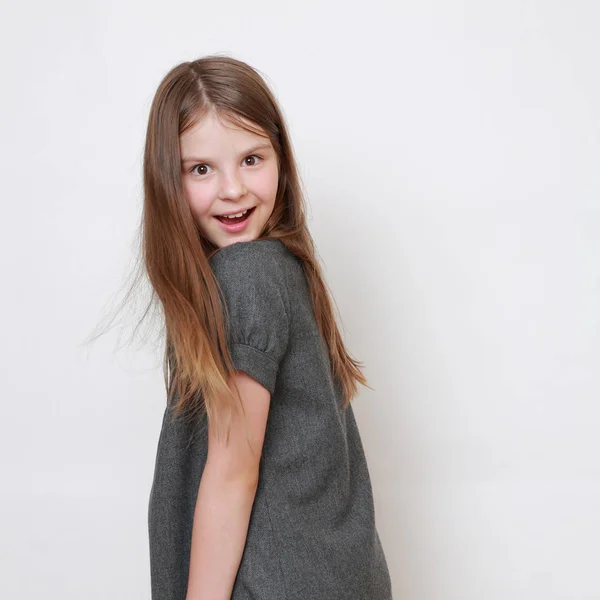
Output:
top-left (1, 1), bottom-right (599, 598)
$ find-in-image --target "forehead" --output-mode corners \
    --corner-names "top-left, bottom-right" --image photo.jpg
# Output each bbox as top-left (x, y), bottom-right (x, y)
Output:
top-left (180, 112), bottom-right (270, 153)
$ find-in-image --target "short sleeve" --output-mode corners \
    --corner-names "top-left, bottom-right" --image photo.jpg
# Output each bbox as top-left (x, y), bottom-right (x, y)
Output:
top-left (209, 241), bottom-right (290, 395)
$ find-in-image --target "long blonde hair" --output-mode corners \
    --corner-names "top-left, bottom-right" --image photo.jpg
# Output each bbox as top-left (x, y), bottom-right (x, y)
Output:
top-left (139, 55), bottom-right (369, 441)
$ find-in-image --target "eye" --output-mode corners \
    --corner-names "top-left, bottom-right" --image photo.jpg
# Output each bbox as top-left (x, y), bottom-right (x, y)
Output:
top-left (191, 164), bottom-right (212, 176)
top-left (244, 154), bottom-right (262, 166)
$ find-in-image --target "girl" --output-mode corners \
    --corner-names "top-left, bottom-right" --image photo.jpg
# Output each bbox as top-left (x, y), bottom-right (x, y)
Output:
top-left (145, 55), bottom-right (393, 600)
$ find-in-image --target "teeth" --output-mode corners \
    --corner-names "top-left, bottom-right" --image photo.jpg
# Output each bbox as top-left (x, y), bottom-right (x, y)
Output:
top-left (223, 209), bottom-right (249, 219)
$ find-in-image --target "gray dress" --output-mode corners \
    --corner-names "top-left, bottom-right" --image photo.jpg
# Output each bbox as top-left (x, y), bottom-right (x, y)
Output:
top-left (148, 238), bottom-right (393, 600)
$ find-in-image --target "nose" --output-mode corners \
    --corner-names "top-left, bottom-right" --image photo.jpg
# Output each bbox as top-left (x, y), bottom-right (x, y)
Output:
top-left (219, 170), bottom-right (247, 201)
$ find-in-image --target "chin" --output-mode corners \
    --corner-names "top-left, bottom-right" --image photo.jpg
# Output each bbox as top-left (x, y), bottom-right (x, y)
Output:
top-left (216, 233), bottom-right (257, 248)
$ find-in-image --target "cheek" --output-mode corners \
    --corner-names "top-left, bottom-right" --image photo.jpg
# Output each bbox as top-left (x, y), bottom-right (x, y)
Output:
top-left (256, 163), bottom-right (280, 201)
top-left (183, 182), bottom-right (214, 220)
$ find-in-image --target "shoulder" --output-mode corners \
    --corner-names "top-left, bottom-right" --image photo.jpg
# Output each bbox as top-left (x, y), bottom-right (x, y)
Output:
top-left (209, 239), bottom-right (291, 280)
top-left (209, 239), bottom-right (292, 311)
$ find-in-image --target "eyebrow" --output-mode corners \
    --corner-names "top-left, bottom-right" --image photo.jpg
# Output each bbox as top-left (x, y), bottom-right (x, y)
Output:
top-left (181, 143), bottom-right (273, 164)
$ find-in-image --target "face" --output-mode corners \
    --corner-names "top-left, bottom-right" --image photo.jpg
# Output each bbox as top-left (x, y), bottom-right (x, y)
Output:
top-left (179, 111), bottom-right (279, 249)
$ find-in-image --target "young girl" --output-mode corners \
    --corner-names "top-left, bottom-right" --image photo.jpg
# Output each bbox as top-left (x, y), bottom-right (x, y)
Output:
top-left (145, 55), bottom-right (393, 600)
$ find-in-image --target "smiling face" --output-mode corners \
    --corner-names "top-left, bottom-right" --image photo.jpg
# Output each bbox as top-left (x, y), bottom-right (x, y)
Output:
top-left (179, 111), bottom-right (280, 249)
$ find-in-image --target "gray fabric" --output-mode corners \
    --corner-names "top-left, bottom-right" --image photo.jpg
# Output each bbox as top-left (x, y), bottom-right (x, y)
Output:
top-left (148, 239), bottom-right (393, 599)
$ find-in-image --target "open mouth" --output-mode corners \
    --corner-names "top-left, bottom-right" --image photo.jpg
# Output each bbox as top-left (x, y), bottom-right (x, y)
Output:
top-left (215, 207), bottom-right (255, 225)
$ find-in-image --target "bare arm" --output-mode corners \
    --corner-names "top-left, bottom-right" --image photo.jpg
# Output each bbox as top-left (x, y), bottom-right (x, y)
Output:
top-left (185, 464), bottom-right (258, 600)
top-left (185, 371), bottom-right (271, 600)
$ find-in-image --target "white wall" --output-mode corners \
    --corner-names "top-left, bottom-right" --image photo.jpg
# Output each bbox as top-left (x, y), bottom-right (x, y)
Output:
top-left (1, 1), bottom-right (599, 598)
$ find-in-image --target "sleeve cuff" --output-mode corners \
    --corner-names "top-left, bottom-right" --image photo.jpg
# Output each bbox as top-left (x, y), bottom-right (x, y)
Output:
top-left (230, 343), bottom-right (280, 395)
